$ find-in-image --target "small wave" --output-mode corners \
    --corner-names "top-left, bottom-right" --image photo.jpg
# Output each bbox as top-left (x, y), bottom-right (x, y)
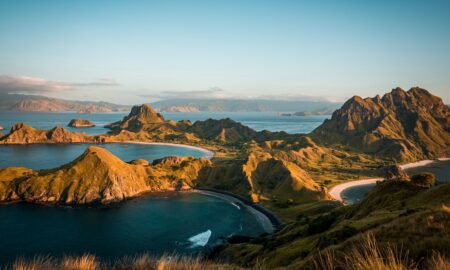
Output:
top-left (188, 229), bottom-right (212, 248)
top-left (231, 202), bottom-right (241, 210)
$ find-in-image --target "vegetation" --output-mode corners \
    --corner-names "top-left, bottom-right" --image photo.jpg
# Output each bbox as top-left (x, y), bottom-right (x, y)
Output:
top-left (411, 173), bottom-right (436, 188)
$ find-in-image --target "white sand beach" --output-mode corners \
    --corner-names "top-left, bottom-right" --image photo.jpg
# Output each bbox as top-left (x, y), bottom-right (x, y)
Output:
top-left (329, 157), bottom-right (450, 202)
top-left (121, 141), bottom-right (215, 159)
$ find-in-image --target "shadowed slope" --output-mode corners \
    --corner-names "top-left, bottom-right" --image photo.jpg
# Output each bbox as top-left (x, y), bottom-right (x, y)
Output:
top-left (311, 87), bottom-right (450, 161)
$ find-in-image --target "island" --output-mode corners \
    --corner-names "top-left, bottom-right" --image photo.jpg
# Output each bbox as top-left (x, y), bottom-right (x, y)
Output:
top-left (0, 87), bottom-right (448, 269)
top-left (68, 118), bottom-right (96, 128)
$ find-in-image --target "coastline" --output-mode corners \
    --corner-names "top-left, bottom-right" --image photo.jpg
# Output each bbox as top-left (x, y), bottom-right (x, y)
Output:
top-left (120, 141), bottom-right (215, 159)
top-left (329, 157), bottom-right (450, 203)
top-left (195, 188), bottom-right (283, 234)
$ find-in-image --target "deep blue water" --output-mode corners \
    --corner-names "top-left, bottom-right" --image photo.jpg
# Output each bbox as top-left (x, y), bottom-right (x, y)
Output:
top-left (0, 111), bottom-right (329, 135)
top-left (0, 192), bottom-right (266, 263)
top-left (340, 183), bottom-right (376, 205)
top-left (0, 143), bottom-right (208, 169)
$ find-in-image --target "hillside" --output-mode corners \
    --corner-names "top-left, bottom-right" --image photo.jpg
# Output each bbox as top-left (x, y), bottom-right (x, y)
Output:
top-left (0, 93), bottom-right (130, 112)
top-left (0, 146), bottom-right (210, 204)
top-left (0, 123), bottom-right (94, 144)
top-left (216, 180), bottom-right (450, 269)
top-left (311, 87), bottom-right (450, 161)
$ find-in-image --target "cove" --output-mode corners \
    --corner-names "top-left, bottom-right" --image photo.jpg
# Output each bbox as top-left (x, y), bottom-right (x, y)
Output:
top-left (0, 192), bottom-right (267, 263)
top-left (0, 143), bottom-right (210, 170)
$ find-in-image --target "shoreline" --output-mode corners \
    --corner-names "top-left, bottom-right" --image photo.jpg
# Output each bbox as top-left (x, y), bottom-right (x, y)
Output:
top-left (195, 188), bottom-right (283, 234)
top-left (120, 141), bottom-right (215, 159)
top-left (329, 157), bottom-right (450, 203)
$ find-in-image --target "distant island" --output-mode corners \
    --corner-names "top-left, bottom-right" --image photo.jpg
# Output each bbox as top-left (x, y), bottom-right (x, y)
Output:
top-left (0, 93), bottom-right (130, 113)
top-left (68, 119), bottom-right (96, 128)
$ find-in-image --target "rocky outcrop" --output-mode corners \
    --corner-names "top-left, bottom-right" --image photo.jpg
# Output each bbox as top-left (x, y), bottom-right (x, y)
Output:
top-left (68, 119), bottom-right (95, 128)
top-left (311, 87), bottom-right (450, 161)
top-left (0, 146), bottom-right (211, 204)
top-left (105, 104), bottom-right (165, 131)
top-left (0, 123), bottom-right (94, 144)
top-left (384, 165), bottom-right (409, 181)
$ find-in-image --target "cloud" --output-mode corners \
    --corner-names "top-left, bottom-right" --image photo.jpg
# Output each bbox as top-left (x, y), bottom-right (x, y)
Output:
top-left (141, 87), bottom-right (229, 100)
top-left (0, 75), bottom-right (118, 95)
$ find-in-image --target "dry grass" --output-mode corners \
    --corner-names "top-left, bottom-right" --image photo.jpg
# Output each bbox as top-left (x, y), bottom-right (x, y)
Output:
top-left (312, 233), bottom-right (449, 270)
top-left (3, 253), bottom-right (238, 270)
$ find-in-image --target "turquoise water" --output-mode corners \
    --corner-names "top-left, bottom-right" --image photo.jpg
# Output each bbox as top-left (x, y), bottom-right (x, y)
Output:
top-left (0, 192), bottom-right (266, 263)
top-left (0, 143), bottom-right (208, 169)
top-left (0, 111), bottom-right (329, 135)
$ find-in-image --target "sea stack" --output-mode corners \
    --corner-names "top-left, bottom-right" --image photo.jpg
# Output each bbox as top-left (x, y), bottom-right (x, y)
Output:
top-left (68, 119), bottom-right (95, 128)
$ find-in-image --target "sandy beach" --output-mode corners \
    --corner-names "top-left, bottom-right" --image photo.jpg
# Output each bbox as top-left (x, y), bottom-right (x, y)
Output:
top-left (329, 157), bottom-right (450, 202)
top-left (120, 141), bottom-right (215, 159)
top-left (196, 189), bottom-right (278, 234)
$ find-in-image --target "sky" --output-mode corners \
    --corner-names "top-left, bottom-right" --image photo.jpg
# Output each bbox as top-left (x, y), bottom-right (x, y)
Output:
top-left (0, 0), bottom-right (449, 104)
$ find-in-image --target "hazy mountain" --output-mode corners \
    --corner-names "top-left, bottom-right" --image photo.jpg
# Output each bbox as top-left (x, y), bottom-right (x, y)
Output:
top-left (151, 98), bottom-right (341, 112)
top-left (0, 93), bottom-right (130, 113)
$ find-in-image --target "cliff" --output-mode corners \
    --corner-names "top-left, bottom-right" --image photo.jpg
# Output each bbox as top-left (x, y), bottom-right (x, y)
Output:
top-left (0, 146), bottom-right (211, 204)
top-left (0, 123), bottom-right (94, 144)
top-left (68, 119), bottom-right (95, 128)
top-left (311, 87), bottom-right (450, 161)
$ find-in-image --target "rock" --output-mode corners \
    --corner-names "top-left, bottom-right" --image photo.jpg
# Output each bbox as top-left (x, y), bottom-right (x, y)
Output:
top-left (68, 119), bottom-right (95, 128)
top-left (384, 165), bottom-right (409, 181)
top-left (105, 104), bottom-right (165, 131)
top-left (311, 87), bottom-right (450, 161)
top-left (130, 159), bottom-right (149, 166)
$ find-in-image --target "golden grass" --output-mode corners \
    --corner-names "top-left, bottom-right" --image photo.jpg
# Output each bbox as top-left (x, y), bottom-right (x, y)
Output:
top-left (4, 253), bottom-right (238, 270)
top-left (312, 233), bottom-right (449, 270)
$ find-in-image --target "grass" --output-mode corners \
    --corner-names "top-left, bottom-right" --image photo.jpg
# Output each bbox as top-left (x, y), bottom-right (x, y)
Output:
top-left (312, 233), bottom-right (449, 270)
top-left (5, 254), bottom-right (239, 270)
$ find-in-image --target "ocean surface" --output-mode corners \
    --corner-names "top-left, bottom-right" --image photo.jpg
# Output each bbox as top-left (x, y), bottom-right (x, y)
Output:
top-left (0, 111), bottom-right (329, 135)
top-left (0, 192), bottom-right (266, 263)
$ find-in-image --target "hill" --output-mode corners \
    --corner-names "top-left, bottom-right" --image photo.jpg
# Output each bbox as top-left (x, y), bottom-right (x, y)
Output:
top-left (0, 93), bottom-right (130, 112)
top-left (311, 87), bottom-right (450, 161)
top-left (0, 146), bottom-right (210, 204)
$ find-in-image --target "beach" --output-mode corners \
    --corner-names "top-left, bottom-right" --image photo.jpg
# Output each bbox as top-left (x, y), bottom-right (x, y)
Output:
top-left (329, 157), bottom-right (450, 203)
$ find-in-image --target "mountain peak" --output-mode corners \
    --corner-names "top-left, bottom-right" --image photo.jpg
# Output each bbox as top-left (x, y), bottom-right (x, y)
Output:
top-left (105, 103), bottom-right (165, 131)
top-left (311, 87), bottom-right (450, 160)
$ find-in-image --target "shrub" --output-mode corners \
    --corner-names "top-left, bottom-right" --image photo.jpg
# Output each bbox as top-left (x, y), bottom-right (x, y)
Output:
top-left (411, 173), bottom-right (435, 188)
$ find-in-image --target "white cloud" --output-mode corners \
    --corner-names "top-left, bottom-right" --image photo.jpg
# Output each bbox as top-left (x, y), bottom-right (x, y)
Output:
top-left (0, 75), bottom-right (118, 95)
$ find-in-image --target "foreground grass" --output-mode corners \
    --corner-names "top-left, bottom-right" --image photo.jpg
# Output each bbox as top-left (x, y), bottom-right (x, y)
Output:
top-left (312, 233), bottom-right (450, 270)
top-left (8, 254), bottom-right (239, 270)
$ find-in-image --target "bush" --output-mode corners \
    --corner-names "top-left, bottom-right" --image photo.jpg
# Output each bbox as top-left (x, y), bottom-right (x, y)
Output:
top-left (411, 173), bottom-right (435, 188)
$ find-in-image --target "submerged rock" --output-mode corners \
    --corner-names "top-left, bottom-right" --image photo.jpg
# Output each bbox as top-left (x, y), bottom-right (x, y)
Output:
top-left (68, 119), bottom-right (95, 128)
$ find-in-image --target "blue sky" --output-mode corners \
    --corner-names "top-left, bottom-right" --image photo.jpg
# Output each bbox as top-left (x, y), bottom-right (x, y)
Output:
top-left (0, 0), bottom-right (449, 104)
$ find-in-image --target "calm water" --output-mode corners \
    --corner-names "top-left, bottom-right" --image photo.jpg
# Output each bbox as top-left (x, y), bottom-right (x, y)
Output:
top-left (342, 160), bottom-right (450, 204)
top-left (0, 143), bottom-right (208, 169)
top-left (0, 192), bottom-right (266, 263)
top-left (0, 111), bottom-right (328, 135)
